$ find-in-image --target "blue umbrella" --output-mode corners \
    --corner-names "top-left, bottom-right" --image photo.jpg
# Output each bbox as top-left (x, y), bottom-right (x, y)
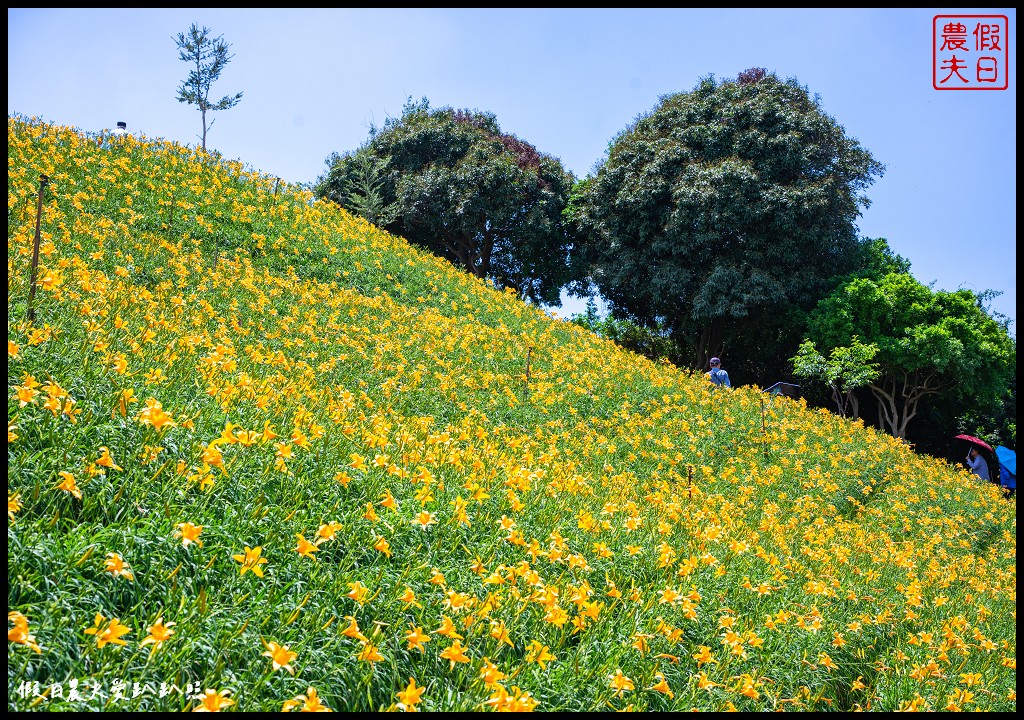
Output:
top-left (995, 446), bottom-right (1016, 476)
top-left (995, 446), bottom-right (1016, 490)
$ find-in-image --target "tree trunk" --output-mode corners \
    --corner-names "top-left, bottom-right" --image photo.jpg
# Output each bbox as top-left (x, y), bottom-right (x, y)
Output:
top-left (870, 376), bottom-right (903, 438)
top-left (691, 317), bottom-right (726, 370)
top-left (479, 230), bottom-right (495, 278)
top-left (831, 384), bottom-right (846, 417)
top-left (454, 234), bottom-right (472, 274)
top-left (691, 324), bottom-right (710, 369)
top-left (870, 372), bottom-right (941, 440)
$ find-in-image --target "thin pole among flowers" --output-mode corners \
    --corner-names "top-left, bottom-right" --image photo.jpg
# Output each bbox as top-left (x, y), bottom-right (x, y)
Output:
top-left (26, 174), bottom-right (48, 322)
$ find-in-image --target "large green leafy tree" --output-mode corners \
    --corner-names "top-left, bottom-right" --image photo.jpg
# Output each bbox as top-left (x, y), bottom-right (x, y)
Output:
top-left (316, 99), bottom-right (578, 306)
top-left (175, 23), bottom-right (243, 151)
top-left (568, 68), bottom-right (884, 372)
top-left (807, 272), bottom-right (1016, 440)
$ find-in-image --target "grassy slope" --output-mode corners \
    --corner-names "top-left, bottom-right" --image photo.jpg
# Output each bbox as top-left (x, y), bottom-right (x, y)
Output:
top-left (6, 116), bottom-right (1016, 712)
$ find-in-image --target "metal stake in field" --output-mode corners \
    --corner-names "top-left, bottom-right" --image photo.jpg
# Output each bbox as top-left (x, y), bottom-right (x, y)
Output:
top-left (26, 174), bottom-right (49, 322)
top-left (760, 395), bottom-right (769, 460)
top-left (524, 347), bottom-right (532, 402)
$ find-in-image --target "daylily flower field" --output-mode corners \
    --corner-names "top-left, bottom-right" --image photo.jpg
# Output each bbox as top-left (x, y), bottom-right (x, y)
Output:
top-left (7, 115), bottom-right (1016, 711)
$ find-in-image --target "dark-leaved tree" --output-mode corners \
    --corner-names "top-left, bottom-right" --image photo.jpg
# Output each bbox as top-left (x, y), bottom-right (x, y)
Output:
top-left (568, 69), bottom-right (884, 373)
top-left (316, 98), bottom-right (578, 307)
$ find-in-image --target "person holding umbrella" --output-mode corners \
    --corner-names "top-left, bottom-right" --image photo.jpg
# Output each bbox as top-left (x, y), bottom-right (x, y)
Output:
top-left (956, 434), bottom-right (994, 483)
top-left (966, 446), bottom-right (991, 482)
top-left (995, 446), bottom-right (1015, 498)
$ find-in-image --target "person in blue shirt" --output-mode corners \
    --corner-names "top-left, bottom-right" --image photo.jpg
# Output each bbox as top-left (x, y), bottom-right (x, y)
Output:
top-left (966, 447), bottom-right (990, 482)
top-left (706, 357), bottom-right (731, 388)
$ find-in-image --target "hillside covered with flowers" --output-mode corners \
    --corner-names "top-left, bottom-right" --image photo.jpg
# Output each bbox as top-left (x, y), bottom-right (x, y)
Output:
top-left (7, 115), bottom-right (1016, 712)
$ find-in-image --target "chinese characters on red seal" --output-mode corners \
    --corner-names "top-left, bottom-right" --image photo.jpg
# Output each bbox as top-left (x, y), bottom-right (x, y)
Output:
top-left (934, 15), bottom-right (1009, 90)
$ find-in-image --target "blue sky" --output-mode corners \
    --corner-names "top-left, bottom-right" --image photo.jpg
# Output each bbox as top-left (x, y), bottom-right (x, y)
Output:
top-left (8, 8), bottom-right (1016, 332)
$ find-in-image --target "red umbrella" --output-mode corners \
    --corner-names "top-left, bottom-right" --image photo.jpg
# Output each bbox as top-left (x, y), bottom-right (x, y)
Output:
top-left (954, 434), bottom-right (994, 454)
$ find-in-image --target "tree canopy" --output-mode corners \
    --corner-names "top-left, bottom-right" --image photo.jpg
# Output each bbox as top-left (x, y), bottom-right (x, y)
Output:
top-left (807, 272), bottom-right (1016, 440)
top-left (315, 99), bottom-right (578, 306)
top-left (568, 69), bottom-right (884, 371)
